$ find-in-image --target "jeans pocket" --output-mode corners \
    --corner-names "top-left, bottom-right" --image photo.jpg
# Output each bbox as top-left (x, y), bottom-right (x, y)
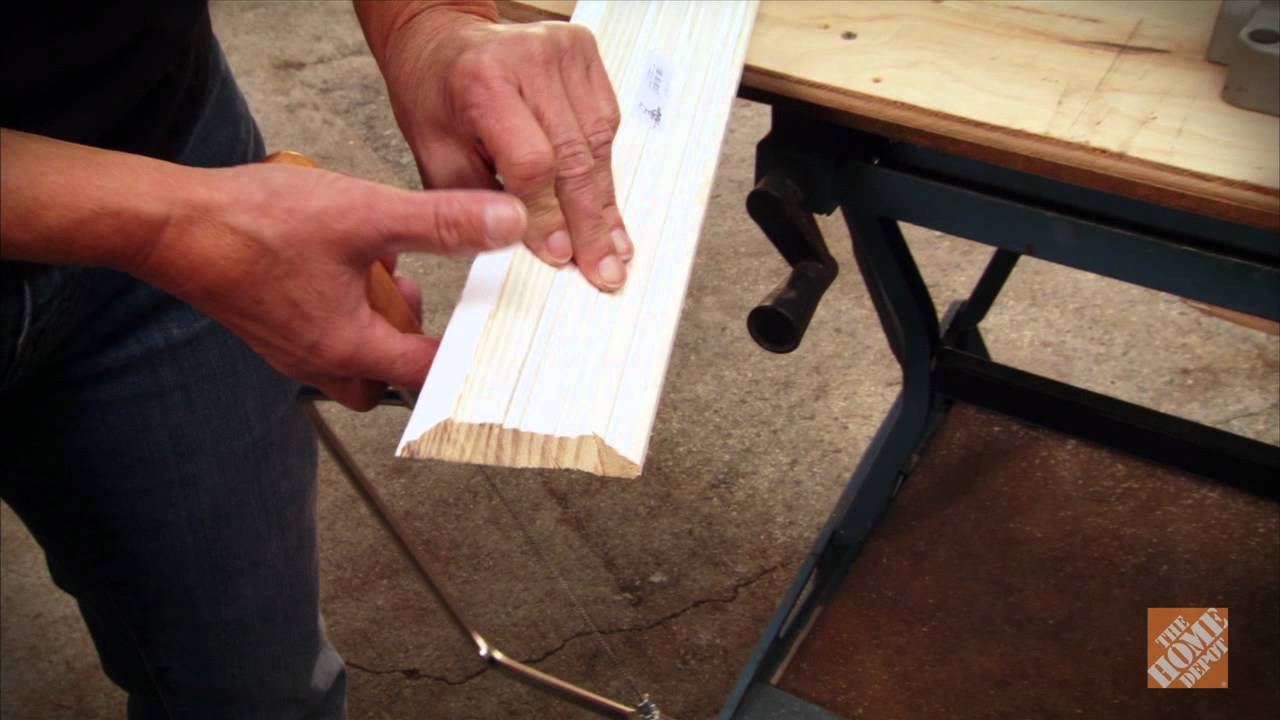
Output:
top-left (0, 262), bottom-right (86, 391)
top-left (0, 263), bottom-right (35, 390)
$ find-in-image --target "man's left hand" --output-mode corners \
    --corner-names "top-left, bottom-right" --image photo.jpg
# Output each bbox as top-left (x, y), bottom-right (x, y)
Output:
top-left (359, 2), bottom-right (633, 292)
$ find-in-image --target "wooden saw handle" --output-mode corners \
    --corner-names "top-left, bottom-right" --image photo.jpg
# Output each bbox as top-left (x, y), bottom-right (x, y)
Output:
top-left (262, 151), bottom-right (421, 336)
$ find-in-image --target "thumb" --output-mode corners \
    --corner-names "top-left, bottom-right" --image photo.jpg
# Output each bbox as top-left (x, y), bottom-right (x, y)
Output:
top-left (374, 188), bottom-right (527, 257)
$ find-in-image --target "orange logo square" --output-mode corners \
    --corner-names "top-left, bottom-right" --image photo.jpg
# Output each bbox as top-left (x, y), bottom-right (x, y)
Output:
top-left (1147, 608), bottom-right (1229, 688)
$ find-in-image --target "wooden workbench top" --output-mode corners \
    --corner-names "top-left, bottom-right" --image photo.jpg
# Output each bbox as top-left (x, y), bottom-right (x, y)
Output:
top-left (503, 1), bottom-right (1280, 229)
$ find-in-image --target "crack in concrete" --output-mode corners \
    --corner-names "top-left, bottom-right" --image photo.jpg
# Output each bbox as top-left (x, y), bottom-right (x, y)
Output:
top-left (521, 562), bottom-right (784, 665)
top-left (1216, 405), bottom-right (1277, 426)
top-left (271, 46), bottom-right (368, 73)
top-left (345, 660), bottom-right (486, 686)
top-left (344, 562), bottom-right (783, 686)
top-left (0, 564), bottom-right (45, 583)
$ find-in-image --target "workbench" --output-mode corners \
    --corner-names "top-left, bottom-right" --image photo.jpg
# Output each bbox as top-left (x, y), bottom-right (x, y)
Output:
top-left (507, 1), bottom-right (1280, 717)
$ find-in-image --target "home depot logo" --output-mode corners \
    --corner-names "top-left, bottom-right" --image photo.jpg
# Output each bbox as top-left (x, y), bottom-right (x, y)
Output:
top-left (1147, 608), bottom-right (1229, 688)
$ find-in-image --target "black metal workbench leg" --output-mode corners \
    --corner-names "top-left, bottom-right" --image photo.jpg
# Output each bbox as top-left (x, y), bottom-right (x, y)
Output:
top-left (724, 141), bottom-right (954, 720)
top-left (825, 208), bottom-right (942, 563)
top-left (945, 248), bottom-right (1020, 358)
top-left (727, 197), bottom-right (953, 719)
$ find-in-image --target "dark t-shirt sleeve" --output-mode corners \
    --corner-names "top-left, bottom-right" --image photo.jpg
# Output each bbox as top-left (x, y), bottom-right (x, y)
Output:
top-left (1, 0), bottom-right (215, 161)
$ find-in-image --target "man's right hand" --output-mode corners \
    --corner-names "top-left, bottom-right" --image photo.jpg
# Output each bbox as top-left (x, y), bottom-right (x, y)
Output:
top-left (0, 130), bottom-right (527, 410)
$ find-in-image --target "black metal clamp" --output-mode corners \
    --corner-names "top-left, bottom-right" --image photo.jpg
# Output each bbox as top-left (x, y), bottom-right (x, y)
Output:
top-left (746, 171), bottom-right (839, 353)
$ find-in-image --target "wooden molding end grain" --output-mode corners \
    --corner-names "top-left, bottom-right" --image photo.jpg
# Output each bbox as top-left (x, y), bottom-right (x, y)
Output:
top-left (397, 1), bottom-right (759, 478)
top-left (400, 421), bottom-right (640, 478)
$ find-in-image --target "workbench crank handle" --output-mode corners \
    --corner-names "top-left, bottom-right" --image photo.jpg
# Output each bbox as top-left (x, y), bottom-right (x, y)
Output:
top-left (746, 171), bottom-right (839, 353)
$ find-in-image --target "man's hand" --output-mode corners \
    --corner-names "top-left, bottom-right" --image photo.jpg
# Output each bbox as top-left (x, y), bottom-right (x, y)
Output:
top-left (144, 162), bottom-right (525, 409)
top-left (357, 1), bottom-right (633, 291)
top-left (0, 130), bottom-right (526, 410)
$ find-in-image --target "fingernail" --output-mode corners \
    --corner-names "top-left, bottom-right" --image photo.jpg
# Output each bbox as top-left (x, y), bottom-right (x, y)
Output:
top-left (485, 201), bottom-right (526, 247)
top-left (546, 230), bottom-right (573, 263)
top-left (612, 229), bottom-right (633, 261)
top-left (597, 255), bottom-right (625, 288)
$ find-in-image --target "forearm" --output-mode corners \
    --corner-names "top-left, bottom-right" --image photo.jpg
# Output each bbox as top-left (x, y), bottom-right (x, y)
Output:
top-left (354, 0), bottom-right (498, 68)
top-left (0, 126), bottom-right (525, 410)
top-left (0, 129), bottom-right (199, 274)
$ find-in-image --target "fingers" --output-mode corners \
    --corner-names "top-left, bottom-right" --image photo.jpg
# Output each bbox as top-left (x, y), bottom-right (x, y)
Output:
top-left (542, 26), bottom-right (630, 282)
top-left (535, 79), bottom-right (623, 290)
top-left (317, 321), bottom-right (440, 407)
top-left (413, 138), bottom-right (502, 191)
top-left (312, 284), bottom-right (437, 411)
top-left (318, 378), bottom-right (385, 412)
top-left (469, 89), bottom-right (569, 264)
top-left (464, 37), bottom-right (629, 291)
top-left (575, 40), bottom-right (630, 262)
top-left (353, 318), bottom-right (441, 389)
top-left (391, 274), bottom-right (424, 325)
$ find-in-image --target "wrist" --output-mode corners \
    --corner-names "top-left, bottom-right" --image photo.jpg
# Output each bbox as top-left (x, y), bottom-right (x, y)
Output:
top-left (0, 129), bottom-right (197, 275)
top-left (357, 1), bottom-right (497, 69)
top-left (129, 164), bottom-right (244, 305)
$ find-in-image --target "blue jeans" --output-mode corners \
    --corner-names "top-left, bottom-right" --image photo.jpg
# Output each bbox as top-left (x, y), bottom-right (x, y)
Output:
top-left (0, 43), bottom-right (346, 719)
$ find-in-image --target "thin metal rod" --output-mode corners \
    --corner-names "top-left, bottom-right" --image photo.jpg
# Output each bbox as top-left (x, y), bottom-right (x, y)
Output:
top-left (481, 468), bottom-right (646, 705)
top-left (302, 402), bottom-right (639, 718)
top-left (303, 401), bottom-right (481, 648)
top-left (298, 385), bottom-right (408, 406)
top-left (491, 650), bottom-right (639, 717)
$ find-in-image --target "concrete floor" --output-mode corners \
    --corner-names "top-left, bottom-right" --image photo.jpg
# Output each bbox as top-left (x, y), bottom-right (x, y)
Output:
top-left (2, 2), bottom-right (1277, 719)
